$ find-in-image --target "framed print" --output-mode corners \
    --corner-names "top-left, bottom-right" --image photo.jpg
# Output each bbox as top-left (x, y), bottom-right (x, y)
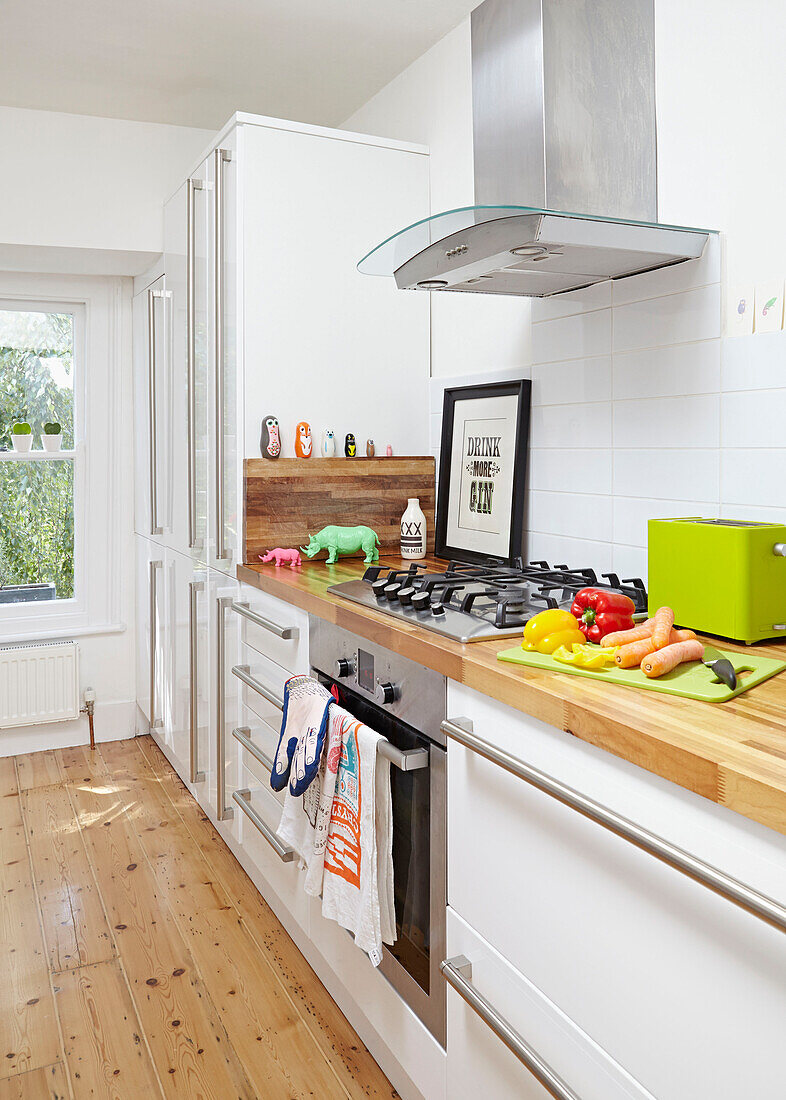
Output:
top-left (435, 379), bottom-right (531, 565)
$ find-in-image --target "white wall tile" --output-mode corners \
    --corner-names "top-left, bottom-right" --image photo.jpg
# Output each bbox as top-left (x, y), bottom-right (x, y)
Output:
top-left (613, 496), bottom-right (719, 548)
top-left (531, 402), bottom-right (612, 449)
top-left (526, 532), bottom-right (614, 573)
top-left (612, 340), bottom-right (720, 400)
top-left (612, 284), bottom-right (721, 353)
top-left (531, 281), bottom-right (612, 322)
top-left (719, 502), bottom-right (786, 525)
top-left (721, 449), bottom-right (786, 507)
top-left (531, 356), bottom-right (612, 406)
top-left (611, 232), bottom-right (721, 306)
top-left (613, 394), bottom-right (720, 448)
top-left (721, 390), bottom-right (786, 448)
top-left (429, 413), bottom-right (442, 450)
top-left (528, 449), bottom-right (613, 496)
top-left (612, 544), bottom-right (649, 585)
top-left (529, 490), bottom-right (613, 542)
top-left (613, 448), bottom-right (720, 502)
top-left (721, 332), bottom-right (786, 391)
top-left (532, 308), bottom-right (612, 364)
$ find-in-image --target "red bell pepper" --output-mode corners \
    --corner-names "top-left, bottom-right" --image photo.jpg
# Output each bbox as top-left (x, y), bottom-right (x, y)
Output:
top-left (570, 588), bottom-right (636, 643)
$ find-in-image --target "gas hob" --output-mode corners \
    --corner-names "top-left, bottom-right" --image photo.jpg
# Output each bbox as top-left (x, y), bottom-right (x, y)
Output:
top-left (328, 559), bottom-right (648, 644)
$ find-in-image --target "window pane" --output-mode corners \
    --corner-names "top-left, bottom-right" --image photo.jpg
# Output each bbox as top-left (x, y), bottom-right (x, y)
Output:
top-left (0, 309), bottom-right (74, 449)
top-left (0, 459), bottom-right (74, 603)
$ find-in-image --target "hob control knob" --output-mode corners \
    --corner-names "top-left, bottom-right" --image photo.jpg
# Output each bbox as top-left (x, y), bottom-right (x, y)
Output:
top-left (383, 582), bottom-right (403, 601)
top-left (398, 585), bottom-right (416, 606)
top-left (411, 591), bottom-right (431, 612)
top-left (371, 578), bottom-right (390, 598)
top-left (376, 681), bottom-right (398, 705)
top-left (431, 602), bottom-right (445, 616)
top-left (335, 657), bottom-right (355, 678)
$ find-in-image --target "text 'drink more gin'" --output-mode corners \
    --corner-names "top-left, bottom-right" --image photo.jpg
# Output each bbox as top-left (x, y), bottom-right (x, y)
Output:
top-left (400, 498), bottom-right (426, 559)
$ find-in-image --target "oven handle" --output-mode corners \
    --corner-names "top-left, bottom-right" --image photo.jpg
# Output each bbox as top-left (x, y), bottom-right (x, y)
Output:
top-left (232, 666), bottom-right (429, 772)
top-left (441, 718), bottom-right (786, 935)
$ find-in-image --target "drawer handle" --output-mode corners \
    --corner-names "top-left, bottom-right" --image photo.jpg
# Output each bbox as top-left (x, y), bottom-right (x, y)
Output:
top-left (231, 600), bottom-right (298, 640)
top-left (233, 788), bottom-right (295, 863)
top-left (232, 664), bottom-right (284, 710)
top-left (441, 956), bottom-right (579, 1100)
top-left (233, 726), bottom-right (274, 773)
top-left (442, 718), bottom-right (786, 935)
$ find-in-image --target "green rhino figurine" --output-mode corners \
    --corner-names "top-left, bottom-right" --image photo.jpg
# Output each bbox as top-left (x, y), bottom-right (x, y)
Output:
top-left (300, 524), bottom-right (380, 565)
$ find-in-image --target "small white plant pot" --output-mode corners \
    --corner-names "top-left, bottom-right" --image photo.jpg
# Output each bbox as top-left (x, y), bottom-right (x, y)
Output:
top-left (41, 434), bottom-right (62, 452)
top-left (11, 434), bottom-right (33, 453)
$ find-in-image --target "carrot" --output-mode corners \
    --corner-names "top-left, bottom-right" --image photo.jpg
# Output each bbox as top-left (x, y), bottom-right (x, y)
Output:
top-left (642, 639), bottom-right (704, 678)
top-left (615, 627), bottom-right (697, 669)
top-left (651, 606), bottom-right (675, 649)
top-left (601, 619), bottom-right (655, 647)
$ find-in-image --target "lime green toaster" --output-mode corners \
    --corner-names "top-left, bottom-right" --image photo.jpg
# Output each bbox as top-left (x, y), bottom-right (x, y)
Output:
top-left (647, 518), bottom-right (786, 643)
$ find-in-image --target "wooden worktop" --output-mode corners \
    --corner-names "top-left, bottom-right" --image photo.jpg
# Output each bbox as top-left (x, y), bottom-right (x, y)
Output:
top-left (238, 556), bottom-right (786, 837)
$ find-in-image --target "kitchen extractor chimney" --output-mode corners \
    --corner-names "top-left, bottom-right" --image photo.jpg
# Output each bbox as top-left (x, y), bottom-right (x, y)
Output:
top-left (358, 0), bottom-right (714, 297)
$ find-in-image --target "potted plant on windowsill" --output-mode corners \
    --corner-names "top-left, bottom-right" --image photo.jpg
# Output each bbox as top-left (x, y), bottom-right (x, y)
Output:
top-left (41, 422), bottom-right (62, 452)
top-left (11, 422), bottom-right (32, 453)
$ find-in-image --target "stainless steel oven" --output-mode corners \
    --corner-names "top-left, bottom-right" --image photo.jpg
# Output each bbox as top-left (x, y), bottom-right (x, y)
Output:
top-left (309, 616), bottom-right (447, 1046)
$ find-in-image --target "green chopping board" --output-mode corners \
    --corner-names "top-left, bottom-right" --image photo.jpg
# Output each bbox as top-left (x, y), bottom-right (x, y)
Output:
top-left (496, 645), bottom-right (786, 703)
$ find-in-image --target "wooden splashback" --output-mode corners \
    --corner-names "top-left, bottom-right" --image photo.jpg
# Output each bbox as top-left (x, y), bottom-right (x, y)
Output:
top-left (244, 457), bottom-right (436, 561)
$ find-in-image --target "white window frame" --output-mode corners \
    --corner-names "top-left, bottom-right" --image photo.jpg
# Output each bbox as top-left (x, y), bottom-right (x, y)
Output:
top-left (0, 272), bottom-right (125, 640)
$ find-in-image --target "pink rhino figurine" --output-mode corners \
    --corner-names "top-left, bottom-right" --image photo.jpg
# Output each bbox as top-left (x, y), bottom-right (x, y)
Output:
top-left (259, 547), bottom-right (302, 569)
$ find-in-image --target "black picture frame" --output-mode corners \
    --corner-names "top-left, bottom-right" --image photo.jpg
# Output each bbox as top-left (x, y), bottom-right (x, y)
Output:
top-left (435, 378), bottom-right (531, 566)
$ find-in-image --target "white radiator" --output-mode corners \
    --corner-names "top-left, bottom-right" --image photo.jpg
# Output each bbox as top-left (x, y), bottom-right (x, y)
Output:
top-left (0, 642), bottom-right (80, 727)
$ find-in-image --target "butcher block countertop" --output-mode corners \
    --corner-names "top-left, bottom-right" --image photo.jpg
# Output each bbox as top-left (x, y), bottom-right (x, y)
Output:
top-left (238, 556), bottom-right (786, 837)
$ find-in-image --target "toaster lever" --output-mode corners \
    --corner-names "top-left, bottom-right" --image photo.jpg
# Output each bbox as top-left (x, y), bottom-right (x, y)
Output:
top-left (774, 544), bottom-right (786, 557)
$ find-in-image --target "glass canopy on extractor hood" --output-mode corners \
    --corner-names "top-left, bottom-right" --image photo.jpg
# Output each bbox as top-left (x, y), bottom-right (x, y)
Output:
top-left (358, 205), bottom-right (716, 299)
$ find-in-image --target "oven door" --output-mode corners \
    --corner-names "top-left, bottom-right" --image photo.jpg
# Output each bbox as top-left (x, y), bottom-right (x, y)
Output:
top-left (314, 672), bottom-right (447, 1047)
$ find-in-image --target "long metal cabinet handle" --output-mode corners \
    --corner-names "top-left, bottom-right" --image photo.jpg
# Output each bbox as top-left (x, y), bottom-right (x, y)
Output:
top-left (148, 560), bottom-right (163, 729)
top-left (441, 956), bottom-right (579, 1100)
top-left (230, 600), bottom-right (298, 639)
top-left (233, 726), bottom-right (275, 773)
top-left (215, 596), bottom-right (234, 820)
top-left (186, 178), bottom-right (205, 550)
top-left (188, 580), bottom-right (205, 783)
top-left (232, 664), bottom-right (283, 710)
top-left (442, 718), bottom-right (786, 934)
top-left (214, 147), bottom-right (232, 561)
top-left (233, 788), bottom-right (296, 862)
top-left (147, 289), bottom-right (163, 536)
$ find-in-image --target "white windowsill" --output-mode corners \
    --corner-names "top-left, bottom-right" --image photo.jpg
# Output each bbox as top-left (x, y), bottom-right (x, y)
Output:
top-left (0, 450), bottom-right (76, 460)
top-left (0, 621), bottom-right (126, 646)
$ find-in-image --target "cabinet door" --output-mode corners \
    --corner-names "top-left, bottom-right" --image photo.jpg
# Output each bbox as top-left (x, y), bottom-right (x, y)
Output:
top-left (206, 571), bottom-right (242, 839)
top-left (164, 550), bottom-right (209, 787)
top-left (164, 161), bottom-right (210, 559)
top-left (133, 273), bottom-right (169, 541)
top-left (208, 130), bottom-right (241, 576)
top-left (135, 534), bottom-right (166, 731)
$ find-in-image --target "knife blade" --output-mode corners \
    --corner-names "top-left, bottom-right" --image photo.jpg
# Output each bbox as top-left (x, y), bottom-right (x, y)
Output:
top-left (702, 645), bottom-right (738, 691)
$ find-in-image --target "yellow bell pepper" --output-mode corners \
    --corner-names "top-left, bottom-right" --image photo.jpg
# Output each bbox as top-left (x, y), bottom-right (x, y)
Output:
top-left (552, 643), bottom-right (619, 670)
top-left (522, 609), bottom-right (585, 654)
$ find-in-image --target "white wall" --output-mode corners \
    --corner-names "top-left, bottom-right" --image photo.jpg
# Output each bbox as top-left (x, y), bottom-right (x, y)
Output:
top-left (0, 106), bottom-right (214, 262)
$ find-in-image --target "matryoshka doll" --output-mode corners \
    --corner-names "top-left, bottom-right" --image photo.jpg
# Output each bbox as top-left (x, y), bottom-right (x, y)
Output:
top-left (260, 415), bottom-right (281, 459)
top-left (295, 421), bottom-right (312, 458)
top-left (344, 433), bottom-right (356, 457)
top-left (321, 429), bottom-right (336, 457)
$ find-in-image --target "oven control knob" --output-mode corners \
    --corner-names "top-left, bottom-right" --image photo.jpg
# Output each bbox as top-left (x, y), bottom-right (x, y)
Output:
top-left (376, 681), bottom-right (399, 705)
top-left (335, 657), bottom-right (355, 678)
top-left (411, 591), bottom-right (431, 612)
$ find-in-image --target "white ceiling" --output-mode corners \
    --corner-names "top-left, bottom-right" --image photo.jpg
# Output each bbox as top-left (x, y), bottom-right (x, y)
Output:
top-left (0, 0), bottom-right (479, 130)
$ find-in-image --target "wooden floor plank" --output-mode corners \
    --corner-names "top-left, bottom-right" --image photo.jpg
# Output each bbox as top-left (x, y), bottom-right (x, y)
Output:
top-left (0, 825), bottom-right (61, 1078)
top-left (16, 753), bottom-right (65, 793)
top-left (100, 739), bottom-right (353, 1100)
top-left (66, 775), bottom-right (256, 1100)
top-left (0, 759), bottom-right (22, 830)
top-left (0, 1063), bottom-right (69, 1100)
top-left (54, 960), bottom-right (162, 1099)
top-left (137, 736), bottom-right (398, 1099)
top-left (55, 746), bottom-right (109, 789)
top-left (22, 785), bottom-right (115, 974)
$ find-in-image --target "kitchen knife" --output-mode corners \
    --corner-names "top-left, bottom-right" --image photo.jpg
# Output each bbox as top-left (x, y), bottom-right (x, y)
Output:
top-left (702, 645), bottom-right (738, 691)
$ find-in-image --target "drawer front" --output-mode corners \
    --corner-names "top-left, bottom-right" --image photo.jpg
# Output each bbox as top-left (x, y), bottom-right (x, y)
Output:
top-left (446, 681), bottom-right (786, 1100)
top-left (236, 641), bottom-right (289, 728)
top-left (445, 909), bottom-right (650, 1100)
top-left (232, 778), bottom-right (310, 933)
top-left (236, 583), bottom-right (309, 672)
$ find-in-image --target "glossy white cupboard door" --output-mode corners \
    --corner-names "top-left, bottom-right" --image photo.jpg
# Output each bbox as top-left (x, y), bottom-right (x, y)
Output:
top-left (164, 161), bottom-right (211, 559)
top-left (132, 273), bottom-right (169, 541)
top-left (208, 130), bottom-right (241, 577)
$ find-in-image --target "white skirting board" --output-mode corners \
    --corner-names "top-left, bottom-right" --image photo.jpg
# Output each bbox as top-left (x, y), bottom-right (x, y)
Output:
top-left (0, 698), bottom-right (136, 757)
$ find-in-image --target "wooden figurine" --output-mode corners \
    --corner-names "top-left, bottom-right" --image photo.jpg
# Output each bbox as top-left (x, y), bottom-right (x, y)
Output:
top-left (260, 415), bottom-right (281, 459)
top-left (295, 421), bottom-right (312, 458)
top-left (321, 429), bottom-right (336, 457)
top-left (385, 444), bottom-right (393, 457)
top-left (344, 432), bottom-right (356, 457)
top-left (366, 439), bottom-right (375, 457)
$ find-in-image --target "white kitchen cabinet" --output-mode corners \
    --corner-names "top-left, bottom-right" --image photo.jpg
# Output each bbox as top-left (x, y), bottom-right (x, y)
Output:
top-left (132, 273), bottom-right (169, 542)
top-left (134, 534), bottom-right (167, 732)
top-left (446, 681), bottom-right (786, 1100)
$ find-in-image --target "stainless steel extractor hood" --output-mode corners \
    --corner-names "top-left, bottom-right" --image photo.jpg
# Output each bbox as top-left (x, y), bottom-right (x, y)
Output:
top-left (358, 0), bottom-right (714, 298)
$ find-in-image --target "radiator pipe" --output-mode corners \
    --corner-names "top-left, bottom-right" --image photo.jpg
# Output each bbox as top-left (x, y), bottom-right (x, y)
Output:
top-left (80, 688), bottom-right (96, 750)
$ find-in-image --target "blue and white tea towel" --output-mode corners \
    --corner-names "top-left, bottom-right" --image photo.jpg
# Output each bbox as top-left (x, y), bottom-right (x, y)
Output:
top-left (270, 675), bottom-right (332, 796)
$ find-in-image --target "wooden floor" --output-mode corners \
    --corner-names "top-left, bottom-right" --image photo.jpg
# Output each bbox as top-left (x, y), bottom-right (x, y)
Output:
top-left (0, 735), bottom-right (397, 1099)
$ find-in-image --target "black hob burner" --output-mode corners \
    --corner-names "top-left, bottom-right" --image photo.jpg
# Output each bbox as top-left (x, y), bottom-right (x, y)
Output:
top-left (328, 558), bottom-right (648, 643)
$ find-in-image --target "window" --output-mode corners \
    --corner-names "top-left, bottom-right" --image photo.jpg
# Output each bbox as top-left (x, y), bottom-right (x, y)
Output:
top-left (0, 304), bottom-right (80, 606)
